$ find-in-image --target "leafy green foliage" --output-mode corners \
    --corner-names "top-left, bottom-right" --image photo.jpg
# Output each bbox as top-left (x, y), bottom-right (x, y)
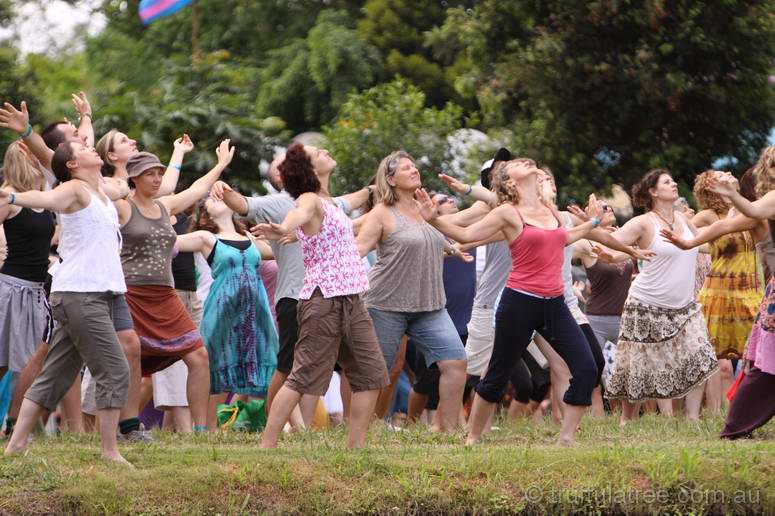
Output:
top-left (323, 78), bottom-right (463, 194)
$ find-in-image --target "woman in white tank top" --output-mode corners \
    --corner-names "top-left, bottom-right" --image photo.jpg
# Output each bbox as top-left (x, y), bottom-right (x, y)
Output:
top-left (0, 140), bottom-right (135, 466)
top-left (603, 169), bottom-right (718, 424)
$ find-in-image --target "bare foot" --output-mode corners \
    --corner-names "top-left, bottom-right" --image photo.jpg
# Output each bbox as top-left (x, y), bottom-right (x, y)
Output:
top-left (557, 436), bottom-right (577, 447)
top-left (103, 453), bottom-right (135, 468)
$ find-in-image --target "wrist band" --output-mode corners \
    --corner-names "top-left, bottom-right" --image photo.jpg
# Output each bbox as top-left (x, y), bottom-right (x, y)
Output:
top-left (21, 124), bottom-right (32, 138)
top-left (464, 184), bottom-right (473, 196)
top-left (80, 113), bottom-right (92, 120)
top-left (9, 192), bottom-right (16, 205)
top-left (590, 217), bottom-right (600, 228)
top-left (169, 163), bottom-right (182, 171)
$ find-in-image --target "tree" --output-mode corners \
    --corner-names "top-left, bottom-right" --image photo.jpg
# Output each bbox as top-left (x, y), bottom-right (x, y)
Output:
top-left (433, 0), bottom-right (775, 201)
top-left (323, 78), bottom-right (463, 194)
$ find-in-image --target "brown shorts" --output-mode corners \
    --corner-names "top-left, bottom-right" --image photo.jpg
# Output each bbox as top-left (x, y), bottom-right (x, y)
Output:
top-left (286, 289), bottom-right (389, 396)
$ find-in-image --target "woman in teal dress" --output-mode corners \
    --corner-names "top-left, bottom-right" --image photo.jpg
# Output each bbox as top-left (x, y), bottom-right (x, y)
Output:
top-left (177, 198), bottom-right (278, 424)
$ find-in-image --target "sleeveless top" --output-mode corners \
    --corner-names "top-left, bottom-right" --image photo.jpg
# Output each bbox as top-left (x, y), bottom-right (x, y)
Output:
top-left (120, 200), bottom-right (177, 287)
top-left (52, 193), bottom-right (126, 293)
top-left (472, 240), bottom-right (511, 309)
top-left (171, 212), bottom-right (197, 291)
top-left (297, 199), bottom-right (368, 299)
top-left (505, 206), bottom-right (566, 297)
top-left (628, 213), bottom-right (698, 309)
top-left (364, 207), bottom-right (447, 312)
top-left (704, 229), bottom-right (760, 291)
top-left (0, 207), bottom-right (55, 283)
top-left (586, 259), bottom-right (634, 316)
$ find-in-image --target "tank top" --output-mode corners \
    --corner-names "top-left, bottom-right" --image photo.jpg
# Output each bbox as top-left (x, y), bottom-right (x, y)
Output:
top-left (586, 259), bottom-right (634, 316)
top-left (51, 192), bottom-right (126, 293)
top-left (628, 213), bottom-right (698, 308)
top-left (505, 206), bottom-right (566, 297)
top-left (297, 200), bottom-right (368, 299)
top-left (171, 213), bottom-right (197, 291)
top-left (0, 207), bottom-right (55, 283)
top-left (120, 200), bottom-right (177, 287)
top-left (364, 207), bottom-right (447, 312)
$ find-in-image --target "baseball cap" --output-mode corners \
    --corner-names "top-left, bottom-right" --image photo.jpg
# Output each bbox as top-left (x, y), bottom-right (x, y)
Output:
top-left (480, 148), bottom-right (512, 189)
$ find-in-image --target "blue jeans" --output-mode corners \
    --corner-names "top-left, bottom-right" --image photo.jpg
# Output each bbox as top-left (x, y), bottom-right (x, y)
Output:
top-left (367, 308), bottom-right (466, 370)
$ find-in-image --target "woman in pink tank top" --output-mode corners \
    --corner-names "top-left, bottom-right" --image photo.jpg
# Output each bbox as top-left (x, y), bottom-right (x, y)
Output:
top-left (255, 143), bottom-right (389, 449)
top-left (418, 157), bottom-right (608, 445)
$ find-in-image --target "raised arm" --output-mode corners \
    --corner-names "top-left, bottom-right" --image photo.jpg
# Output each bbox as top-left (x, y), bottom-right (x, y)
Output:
top-left (337, 185), bottom-right (373, 212)
top-left (102, 177), bottom-right (130, 201)
top-left (160, 139), bottom-right (234, 216)
top-left (158, 134), bottom-right (194, 196)
top-left (0, 101), bottom-right (54, 171)
top-left (0, 181), bottom-right (82, 212)
top-left (72, 92), bottom-right (94, 147)
top-left (211, 181), bottom-right (249, 216)
top-left (710, 172), bottom-right (775, 220)
top-left (416, 189), bottom-right (513, 243)
top-left (661, 213), bottom-right (759, 250)
top-left (438, 200), bottom-right (491, 227)
top-left (438, 174), bottom-right (495, 204)
top-left (254, 193), bottom-right (320, 241)
top-left (176, 230), bottom-right (216, 255)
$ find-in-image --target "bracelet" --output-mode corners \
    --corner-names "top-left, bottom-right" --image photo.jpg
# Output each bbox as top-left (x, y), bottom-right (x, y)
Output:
top-left (21, 124), bottom-right (32, 138)
top-left (590, 217), bottom-right (600, 228)
top-left (9, 192), bottom-right (16, 205)
top-left (464, 184), bottom-right (473, 196)
top-left (169, 163), bottom-right (182, 171)
top-left (80, 113), bottom-right (92, 120)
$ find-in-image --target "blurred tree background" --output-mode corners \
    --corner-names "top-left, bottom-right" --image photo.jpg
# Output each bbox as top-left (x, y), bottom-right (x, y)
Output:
top-left (1, 0), bottom-right (773, 202)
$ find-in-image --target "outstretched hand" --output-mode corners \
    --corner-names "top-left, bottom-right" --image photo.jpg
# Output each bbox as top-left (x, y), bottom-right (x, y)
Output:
top-left (174, 133), bottom-right (194, 154)
top-left (660, 227), bottom-right (692, 250)
top-left (216, 139), bottom-right (235, 168)
top-left (630, 247), bottom-right (656, 261)
top-left (0, 101), bottom-right (30, 134)
top-left (413, 188), bottom-right (438, 222)
top-left (71, 91), bottom-right (92, 117)
top-left (707, 171), bottom-right (738, 199)
top-left (438, 173), bottom-right (469, 195)
top-left (251, 222), bottom-right (288, 241)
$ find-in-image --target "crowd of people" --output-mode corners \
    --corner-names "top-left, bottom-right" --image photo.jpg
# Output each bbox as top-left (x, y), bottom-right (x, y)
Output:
top-left (0, 92), bottom-right (773, 466)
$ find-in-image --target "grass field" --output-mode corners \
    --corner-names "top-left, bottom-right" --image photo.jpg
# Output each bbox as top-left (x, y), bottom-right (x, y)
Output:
top-left (0, 414), bottom-right (772, 514)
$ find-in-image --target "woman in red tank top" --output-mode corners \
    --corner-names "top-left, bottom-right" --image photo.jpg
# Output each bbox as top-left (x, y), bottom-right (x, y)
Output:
top-left (417, 158), bottom-right (608, 445)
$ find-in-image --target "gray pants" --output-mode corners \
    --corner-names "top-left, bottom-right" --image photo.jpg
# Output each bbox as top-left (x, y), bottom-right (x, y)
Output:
top-left (586, 314), bottom-right (621, 349)
top-left (26, 291), bottom-right (129, 412)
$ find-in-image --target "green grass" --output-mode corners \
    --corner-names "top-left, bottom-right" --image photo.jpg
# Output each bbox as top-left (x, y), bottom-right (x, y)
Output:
top-left (0, 415), bottom-right (772, 514)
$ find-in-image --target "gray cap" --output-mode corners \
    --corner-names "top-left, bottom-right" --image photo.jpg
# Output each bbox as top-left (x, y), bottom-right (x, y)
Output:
top-left (126, 152), bottom-right (164, 178)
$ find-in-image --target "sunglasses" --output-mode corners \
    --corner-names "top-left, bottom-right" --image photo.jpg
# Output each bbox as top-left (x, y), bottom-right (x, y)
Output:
top-left (435, 195), bottom-right (456, 205)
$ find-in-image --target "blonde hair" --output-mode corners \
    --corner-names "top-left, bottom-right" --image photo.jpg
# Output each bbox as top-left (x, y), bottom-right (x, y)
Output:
top-left (374, 150), bottom-right (414, 206)
top-left (96, 128), bottom-right (120, 177)
top-left (1, 141), bottom-right (46, 192)
top-left (490, 161), bottom-right (520, 206)
top-left (752, 146), bottom-right (775, 198)
top-left (693, 170), bottom-right (729, 214)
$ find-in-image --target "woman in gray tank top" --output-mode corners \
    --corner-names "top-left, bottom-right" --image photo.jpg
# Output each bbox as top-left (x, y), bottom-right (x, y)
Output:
top-left (357, 150), bottom-right (467, 433)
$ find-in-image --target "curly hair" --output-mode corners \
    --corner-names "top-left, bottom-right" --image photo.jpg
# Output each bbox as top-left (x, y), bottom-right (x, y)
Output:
top-left (692, 170), bottom-right (730, 214)
top-left (490, 161), bottom-right (520, 206)
top-left (375, 150), bottom-right (414, 206)
top-left (739, 167), bottom-right (758, 202)
top-left (278, 143), bottom-right (320, 199)
top-left (752, 146), bottom-right (775, 199)
top-left (190, 199), bottom-right (247, 235)
top-left (631, 168), bottom-right (672, 211)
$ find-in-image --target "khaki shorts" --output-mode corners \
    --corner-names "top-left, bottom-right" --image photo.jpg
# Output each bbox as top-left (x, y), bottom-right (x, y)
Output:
top-left (286, 289), bottom-right (389, 396)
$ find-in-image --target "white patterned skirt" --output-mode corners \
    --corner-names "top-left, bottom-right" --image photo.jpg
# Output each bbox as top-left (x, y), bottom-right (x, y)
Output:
top-left (607, 297), bottom-right (718, 401)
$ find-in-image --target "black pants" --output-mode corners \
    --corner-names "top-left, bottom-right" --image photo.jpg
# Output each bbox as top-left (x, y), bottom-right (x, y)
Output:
top-left (510, 351), bottom-right (551, 404)
top-left (406, 334), bottom-right (468, 410)
top-left (476, 288), bottom-right (598, 406)
top-left (579, 323), bottom-right (605, 387)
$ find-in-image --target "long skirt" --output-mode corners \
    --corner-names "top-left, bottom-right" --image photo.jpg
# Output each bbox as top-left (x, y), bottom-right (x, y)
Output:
top-left (607, 298), bottom-right (718, 401)
top-left (125, 284), bottom-right (203, 376)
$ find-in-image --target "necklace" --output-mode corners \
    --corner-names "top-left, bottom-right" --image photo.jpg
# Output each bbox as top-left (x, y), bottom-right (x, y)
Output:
top-left (652, 209), bottom-right (675, 231)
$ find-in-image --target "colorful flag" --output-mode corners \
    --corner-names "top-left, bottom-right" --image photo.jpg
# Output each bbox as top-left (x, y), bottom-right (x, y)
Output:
top-left (139, 0), bottom-right (192, 25)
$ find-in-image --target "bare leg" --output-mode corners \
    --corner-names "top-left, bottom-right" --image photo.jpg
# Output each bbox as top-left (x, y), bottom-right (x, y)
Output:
top-left (117, 330), bottom-right (142, 421)
top-left (340, 373), bottom-right (352, 420)
top-left (535, 335), bottom-right (570, 422)
top-left (266, 370), bottom-right (288, 414)
top-left (208, 392), bottom-right (229, 430)
top-left (704, 368), bottom-right (722, 414)
top-left (181, 348), bottom-right (211, 428)
top-left (97, 407), bottom-right (133, 467)
top-left (557, 405), bottom-right (585, 445)
top-left (299, 394), bottom-right (320, 426)
top-left (407, 389), bottom-right (428, 423)
top-left (719, 359), bottom-right (734, 409)
top-left (347, 389), bottom-right (380, 448)
top-left (7, 342), bottom-right (47, 422)
top-left (59, 378), bottom-right (84, 433)
top-left (465, 393), bottom-right (495, 445)
top-left (138, 377), bottom-right (153, 414)
top-left (433, 359), bottom-right (466, 432)
top-left (684, 381), bottom-right (706, 421)
top-left (261, 385), bottom-right (302, 448)
top-left (5, 398), bottom-right (45, 454)
top-left (619, 400), bottom-right (642, 425)
top-left (656, 398), bottom-right (674, 417)
top-left (374, 336), bottom-right (406, 420)
top-left (82, 413), bottom-right (96, 433)
top-left (590, 386), bottom-right (605, 417)
top-left (508, 399), bottom-right (530, 419)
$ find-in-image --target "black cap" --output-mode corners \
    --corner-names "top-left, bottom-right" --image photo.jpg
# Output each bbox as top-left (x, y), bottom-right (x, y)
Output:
top-left (480, 148), bottom-right (512, 189)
